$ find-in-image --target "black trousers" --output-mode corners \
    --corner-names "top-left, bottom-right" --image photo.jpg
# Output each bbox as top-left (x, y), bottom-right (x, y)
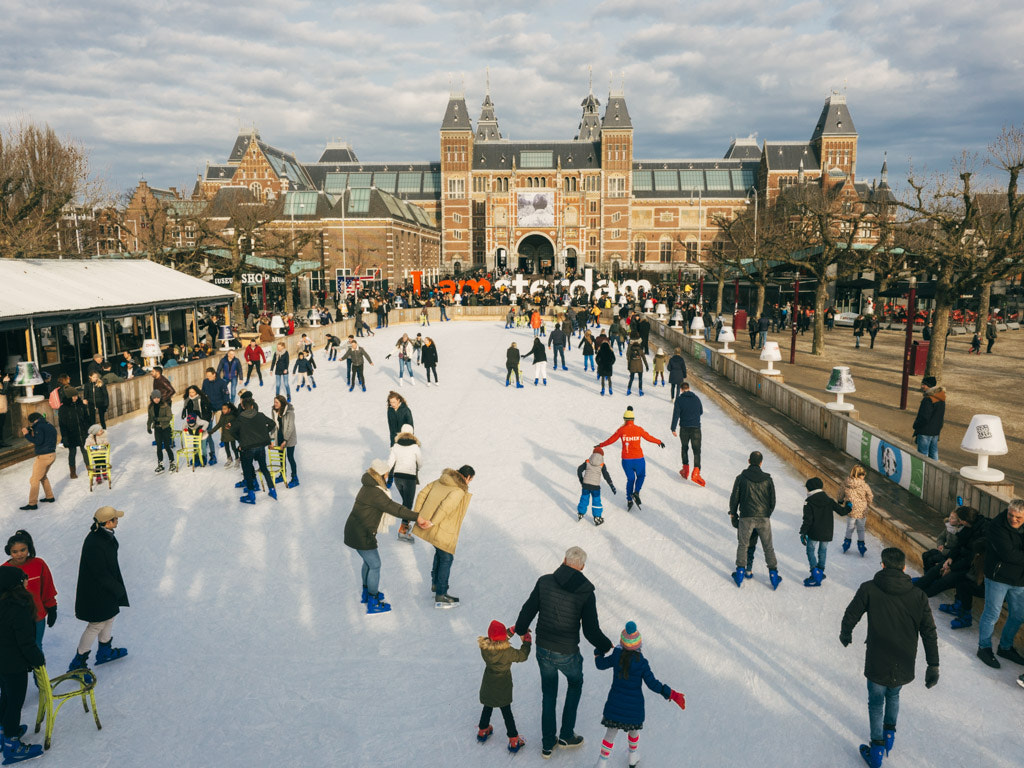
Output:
top-left (424, 364), bottom-right (438, 383)
top-left (506, 366), bottom-right (520, 384)
top-left (154, 426), bottom-right (174, 462)
top-left (678, 427), bottom-right (702, 468)
top-left (394, 475), bottom-right (417, 509)
top-left (97, 406), bottom-right (108, 429)
top-left (0, 670), bottom-right (28, 738)
top-left (245, 362), bottom-right (263, 384)
top-left (242, 446), bottom-right (273, 490)
top-left (350, 366), bottom-right (365, 389)
top-left (479, 704), bottom-right (518, 738)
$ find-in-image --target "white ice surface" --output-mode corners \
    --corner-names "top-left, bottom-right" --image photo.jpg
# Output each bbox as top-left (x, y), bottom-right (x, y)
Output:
top-left (0, 319), bottom-right (1018, 768)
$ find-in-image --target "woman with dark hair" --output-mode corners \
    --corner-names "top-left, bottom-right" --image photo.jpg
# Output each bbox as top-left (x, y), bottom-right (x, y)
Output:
top-left (421, 338), bottom-right (439, 386)
top-left (3, 531), bottom-right (56, 650)
top-left (181, 385), bottom-right (214, 465)
top-left (57, 388), bottom-right (89, 479)
top-left (0, 565), bottom-right (45, 762)
top-left (272, 395), bottom-right (299, 488)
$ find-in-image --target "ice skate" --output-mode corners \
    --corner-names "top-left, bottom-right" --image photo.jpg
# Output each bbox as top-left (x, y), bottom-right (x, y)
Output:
top-left (435, 593), bottom-right (460, 609)
top-left (769, 570), bottom-right (783, 590)
top-left (842, 538), bottom-right (852, 553)
top-left (1, 737), bottom-right (43, 765)
top-left (95, 639), bottom-right (127, 665)
top-left (679, 464), bottom-right (689, 480)
top-left (691, 468), bottom-right (706, 487)
top-left (477, 725), bottom-right (493, 743)
top-left (507, 735), bottom-right (526, 754)
top-left (154, 463), bottom-right (164, 474)
top-left (732, 567), bottom-right (746, 587)
top-left (593, 516), bottom-right (605, 526)
top-left (366, 594), bottom-right (391, 614)
top-left (857, 540), bottom-right (867, 557)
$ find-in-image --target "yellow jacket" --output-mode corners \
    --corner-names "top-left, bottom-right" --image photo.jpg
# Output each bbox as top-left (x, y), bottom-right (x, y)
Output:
top-left (412, 468), bottom-right (472, 554)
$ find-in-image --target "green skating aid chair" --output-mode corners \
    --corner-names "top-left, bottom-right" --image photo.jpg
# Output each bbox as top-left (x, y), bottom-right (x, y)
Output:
top-left (33, 665), bottom-right (101, 750)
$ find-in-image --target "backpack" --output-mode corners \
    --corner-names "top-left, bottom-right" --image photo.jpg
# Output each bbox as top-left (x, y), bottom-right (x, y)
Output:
top-left (49, 387), bottom-right (62, 409)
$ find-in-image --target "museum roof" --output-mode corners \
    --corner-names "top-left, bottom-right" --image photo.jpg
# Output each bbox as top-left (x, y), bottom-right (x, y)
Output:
top-left (762, 142), bottom-right (821, 171)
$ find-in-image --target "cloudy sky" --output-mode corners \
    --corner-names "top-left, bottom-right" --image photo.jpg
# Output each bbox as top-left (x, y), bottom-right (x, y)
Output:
top-left (2, 0), bottom-right (1021, 197)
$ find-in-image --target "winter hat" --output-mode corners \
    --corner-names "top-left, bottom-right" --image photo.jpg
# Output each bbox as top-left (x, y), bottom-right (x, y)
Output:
top-left (369, 458), bottom-right (390, 476)
top-left (150, 390), bottom-right (162, 401)
top-left (400, 424), bottom-right (414, 435)
top-left (94, 506), bottom-right (125, 524)
top-left (488, 620), bottom-right (510, 643)
top-left (657, 347), bottom-right (664, 355)
top-left (623, 406), bottom-right (635, 420)
top-left (0, 566), bottom-right (26, 592)
top-left (620, 621), bottom-right (642, 651)
top-left (186, 414), bottom-right (197, 425)
top-left (805, 477), bottom-right (824, 492)
top-left (591, 446), bottom-right (604, 456)
top-left (922, 375), bottom-right (937, 388)
top-left (87, 424), bottom-right (104, 436)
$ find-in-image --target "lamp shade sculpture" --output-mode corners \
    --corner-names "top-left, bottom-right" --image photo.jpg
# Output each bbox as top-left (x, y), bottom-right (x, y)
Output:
top-left (13, 361), bottom-right (44, 402)
top-left (141, 339), bottom-right (162, 369)
top-left (218, 325), bottom-right (235, 351)
top-left (718, 325), bottom-right (736, 353)
top-left (759, 341), bottom-right (782, 375)
top-left (690, 315), bottom-right (705, 340)
top-left (959, 415), bottom-right (1008, 483)
top-left (270, 315), bottom-right (285, 337)
top-left (825, 366), bottom-right (856, 411)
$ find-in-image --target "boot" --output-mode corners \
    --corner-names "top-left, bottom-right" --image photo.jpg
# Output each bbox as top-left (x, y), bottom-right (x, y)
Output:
top-left (842, 538), bottom-right (852, 553)
top-left (691, 467), bottom-right (706, 487)
top-left (769, 570), bottom-right (783, 590)
top-left (732, 567), bottom-right (746, 587)
top-left (95, 639), bottom-right (127, 665)
top-left (803, 568), bottom-right (823, 587)
top-left (883, 726), bottom-right (896, 756)
top-left (859, 740), bottom-right (885, 768)
top-left (360, 587), bottom-right (385, 605)
top-left (366, 594), bottom-right (392, 614)
top-left (477, 725), bottom-right (493, 743)
top-left (69, 467), bottom-right (78, 479)
top-left (938, 600), bottom-right (961, 615)
top-left (68, 651), bottom-right (91, 673)
top-left (679, 464), bottom-right (690, 480)
top-left (857, 540), bottom-right (867, 557)
top-left (1, 737), bottom-right (43, 764)
top-left (507, 735), bottom-right (526, 753)
top-left (239, 490), bottom-right (256, 504)
top-left (287, 477), bottom-right (299, 488)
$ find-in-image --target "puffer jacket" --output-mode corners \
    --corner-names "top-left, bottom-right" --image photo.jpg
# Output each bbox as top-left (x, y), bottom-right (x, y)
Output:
top-left (912, 386), bottom-right (946, 437)
top-left (728, 465), bottom-right (776, 518)
top-left (412, 469), bottom-right (472, 555)
top-left (626, 345), bottom-right (648, 373)
top-left (577, 452), bottom-right (615, 492)
top-left (596, 647), bottom-right (670, 726)
top-left (506, 346), bottom-right (520, 369)
top-left (595, 343), bottom-right (616, 376)
top-left (652, 352), bottom-right (667, 373)
top-left (478, 635), bottom-right (531, 708)
top-left (343, 472), bottom-right (418, 551)
top-left (275, 403), bottom-right (297, 446)
top-left (840, 476), bottom-right (874, 519)
top-left (387, 400), bottom-right (413, 446)
top-left (388, 433), bottom-right (422, 479)
top-left (514, 563), bottom-right (612, 656)
top-left (983, 509), bottom-right (1024, 586)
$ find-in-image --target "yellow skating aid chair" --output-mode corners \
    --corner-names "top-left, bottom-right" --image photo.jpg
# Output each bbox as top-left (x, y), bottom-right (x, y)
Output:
top-left (176, 432), bottom-right (205, 471)
top-left (33, 665), bottom-right (101, 750)
top-left (86, 445), bottom-right (111, 491)
top-left (268, 445), bottom-right (288, 484)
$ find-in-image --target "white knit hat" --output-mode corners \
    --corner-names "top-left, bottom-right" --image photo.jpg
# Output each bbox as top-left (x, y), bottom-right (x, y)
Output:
top-left (401, 424), bottom-right (414, 435)
top-left (370, 459), bottom-right (389, 476)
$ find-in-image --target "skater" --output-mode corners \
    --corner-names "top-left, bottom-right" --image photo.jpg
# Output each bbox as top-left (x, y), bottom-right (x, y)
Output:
top-left (840, 464), bottom-right (875, 556)
top-left (581, 331), bottom-right (595, 372)
top-left (521, 337), bottom-right (548, 386)
top-left (608, 318), bottom-right (625, 356)
top-left (667, 348), bottom-right (687, 401)
top-left (561, 313), bottom-right (574, 350)
top-left (147, 390), bottom-right (175, 473)
top-left (576, 448), bottom-right (616, 525)
top-left (477, 620), bottom-right (531, 754)
top-left (505, 307), bottom-right (516, 329)
top-left (413, 466), bottom-right (475, 607)
top-left (387, 333), bottom-right (416, 385)
top-left (272, 396), bottom-right (299, 488)
top-left (975, 499), bottom-right (1024, 669)
top-left (840, 547), bottom-right (940, 767)
top-left (596, 340), bottom-right (616, 396)
top-left (530, 309), bottom-right (542, 337)
top-left (19, 414), bottom-right (57, 511)
top-left (625, 341), bottom-right (648, 396)
top-left (69, 506), bottom-right (130, 674)
top-left (388, 424), bottom-right (422, 541)
top-left (3, 530), bottom-right (57, 650)
top-left (412, 334), bottom-right (424, 365)
top-left (911, 376), bottom-right (945, 460)
top-left (325, 333), bottom-right (342, 361)
top-left (341, 340), bottom-right (373, 392)
top-left (386, 392), bottom-right (413, 447)
top-left (421, 337), bottom-right (439, 385)
top-left (292, 351), bottom-right (316, 391)
top-left (201, 367), bottom-right (230, 423)
top-left (270, 341), bottom-right (291, 401)
top-left (216, 349), bottom-right (242, 402)
top-left (799, 477), bottom-right (851, 587)
top-left (208, 403), bottom-right (239, 469)
top-left (181, 385), bottom-right (215, 465)
top-left (243, 338), bottom-right (266, 386)
top-left (512, 547), bottom-right (613, 758)
top-left (150, 366), bottom-right (175, 401)
top-left (343, 458), bottom-right (430, 614)
top-left (58, 387), bottom-right (88, 479)
top-left (234, 398), bottom-right (277, 504)
top-left (968, 332), bottom-right (981, 354)
top-left (85, 372), bottom-right (110, 429)
top-left (595, 406), bottom-right (664, 511)
top-left (651, 347), bottom-right (667, 387)
top-left (548, 324), bottom-right (567, 370)
top-left (593, 622), bottom-right (686, 767)
top-left (505, 342), bottom-right (523, 388)
top-left (420, 307), bottom-right (431, 327)
top-left (0, 566), bottom-right (45, 764)
top-left (343, 334), bottom-right (355, 385)
top-left (84, 424), bottom-right (110, 481)
top-left (181, 414), bottom-right (210, 467)
top-left (728, 451), bottom-right (780, 589)
top-left (670, 383), bottom-right (705, 487)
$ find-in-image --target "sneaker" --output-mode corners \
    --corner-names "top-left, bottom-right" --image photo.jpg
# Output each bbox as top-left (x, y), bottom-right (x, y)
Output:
top-left (997, 646), bottom-right (1024, 666)
top-left (556, 734), bottom-right (584, 749)
top-left (594, 517), bottom-right (605, 526)
top-left (977, 647), bottom-right (1001, 669)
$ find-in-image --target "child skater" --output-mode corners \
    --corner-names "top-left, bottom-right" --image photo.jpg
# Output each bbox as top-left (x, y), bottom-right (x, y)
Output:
top-left (799, 477), bottom-right (851, 587)
top-left (476, 619), bottom-right (531, 754)
top-left (594, 622), bottom-right (685, 766)
top-left (969, 332), bottom-right (981, 354)
top-left (577, 447), bottom-right (616, 526)
top-left (652, 347), bottom-right (668, 387)
top-left (208, 403), bottom-right (238, 469)
top-left (292, 351), bottom-right (316, 391)
top-left (85, 424), bottom-right (111, 482)
top-left (840, 464), bottom-right (875, 556)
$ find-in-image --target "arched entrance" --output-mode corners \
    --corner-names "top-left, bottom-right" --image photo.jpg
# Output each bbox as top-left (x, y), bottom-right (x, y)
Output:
top-left (517, 234), bottom-right (554, 275)
top-left (564, 247), bottom-right (578, 273)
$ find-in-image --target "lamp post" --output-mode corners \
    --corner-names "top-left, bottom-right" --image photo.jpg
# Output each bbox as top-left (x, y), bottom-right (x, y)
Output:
top-left (899, 275), bottom-right (918, 410)
top-left (790, 270), bottom-right (800, 364)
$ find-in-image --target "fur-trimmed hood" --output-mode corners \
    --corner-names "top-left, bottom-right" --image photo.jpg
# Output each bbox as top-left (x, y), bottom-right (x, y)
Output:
top-left (478, 636), bottom-right (510, 651)
top-left (440, 467), bottom-right (469, 491)
top-left (395, 432), bottom-right (420, 446)
top-left (923, 385), bottom-right (946, 402)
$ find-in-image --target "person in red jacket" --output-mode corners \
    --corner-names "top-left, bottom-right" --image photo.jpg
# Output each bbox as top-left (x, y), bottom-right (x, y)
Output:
top-left (4, 530), bottom-right (57, 649)
top-left (595, 406), bottom-right (664, 511)
top-left (243, 339), bottom-right (267, 387)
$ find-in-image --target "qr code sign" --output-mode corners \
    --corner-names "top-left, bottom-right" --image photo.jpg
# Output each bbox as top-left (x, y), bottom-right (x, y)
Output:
top-left (976, 424), bottom-right (992, 440)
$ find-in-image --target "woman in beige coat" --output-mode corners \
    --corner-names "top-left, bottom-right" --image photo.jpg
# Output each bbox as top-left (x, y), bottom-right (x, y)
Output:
top-left (413, 465), bottom-right (475, 606)
top-left (840, 464), bottom-right (874, 556)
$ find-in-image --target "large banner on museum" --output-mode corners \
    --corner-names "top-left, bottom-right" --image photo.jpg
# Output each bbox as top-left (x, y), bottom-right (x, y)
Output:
top-left (517, 192), bottom-right (554, 227)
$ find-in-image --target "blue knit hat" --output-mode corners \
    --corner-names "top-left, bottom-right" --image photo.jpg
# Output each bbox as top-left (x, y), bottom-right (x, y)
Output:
top-left (620, 621), bottom-right (642, 650)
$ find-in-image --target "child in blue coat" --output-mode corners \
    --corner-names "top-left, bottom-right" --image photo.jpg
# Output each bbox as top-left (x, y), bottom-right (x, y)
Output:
top-left (595, 622), bottom-right (685, 766)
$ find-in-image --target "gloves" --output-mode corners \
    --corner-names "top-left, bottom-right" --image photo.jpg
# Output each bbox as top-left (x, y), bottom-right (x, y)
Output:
top-left (800, 534), bottom-right (808, 546)
top-left (925, 665), bottom-right (939, 688)
top-left (386, 478), bottom-right (393, 489)
top-left (147, 426), bottom-right (152, 434)
top-left (507, 625), bottom-right (517, 638)
top-left (522, 631), bottom-right (532, 643)
top-left (669, 690), bottom-right (686, 710)
top-left (845, 501), bottom-right (853, 510)
top-left (840, 633), bottom-right (852, 647)
top-left (610, 486), bottom-right (617, 495)
top-left (46, 606), bottom-right (57, 628)
top-left (659, 442), bottom-right (666, 448)
top-left (730, 514), bottom-right (739, 529)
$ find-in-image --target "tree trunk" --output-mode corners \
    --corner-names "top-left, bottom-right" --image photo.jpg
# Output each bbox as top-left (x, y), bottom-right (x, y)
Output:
top-left (925, 292), bottom-right (953, 380)
top-left (755, 283), bottom-right (766, 319)
top-left (231, 277), bottom-right (244, 324)
top-left (975, 281), bottom-right (992, 334)
top-left (811, 280), bottom-right (828, 355)
top-left (715, 279), bottom-right (725, 315)
top-left (283, 273), bottom-right (294, 314)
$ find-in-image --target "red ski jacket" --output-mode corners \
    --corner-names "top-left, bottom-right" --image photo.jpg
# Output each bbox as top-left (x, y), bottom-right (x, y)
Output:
top-left (244, 345), bottom-right (266, 364)
top-left (3, 558), bottom-right (57, 622)
top-left (596, 423), bottom-right (661, 460)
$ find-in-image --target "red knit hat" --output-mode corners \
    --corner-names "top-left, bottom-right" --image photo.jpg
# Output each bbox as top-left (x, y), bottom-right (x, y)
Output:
top-left (488, 620), bottom-right (510, 643)
top-left (592, 446), bottom-right (604, 455)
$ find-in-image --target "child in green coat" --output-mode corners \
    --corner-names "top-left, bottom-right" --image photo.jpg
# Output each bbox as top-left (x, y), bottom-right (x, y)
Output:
top-left (477, 619), bottom-right (532, 753)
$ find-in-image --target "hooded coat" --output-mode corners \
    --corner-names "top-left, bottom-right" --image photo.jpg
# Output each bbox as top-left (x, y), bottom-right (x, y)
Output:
top-left (412, 469), bottom-right (472, 555)
top-left (478, 635), bottom-right (531, 708)
top-left (596, 647), bottom-right (671, 727)
top-left (595, 343), bottom-right (616, 377)
top-left (799, 489), bottom-right (850, 542)
top-left (506, 346), bottom-right (520, 369)
top-left (840, 476), bottom-right (874, 519)
top-left (912, 386), bottom-right (946, 437)
top-left (667, 354), bottom-right (687, 384)
top-left (728, 465), bottom-right (776, 518)
top-left (626, 344), bottom-right (648, 373)
top-left (0, 587), bottom-right (45, 673)
top-left (387, 432), bottom-right (422, 479)
top-left (343, 472), bottom-right (418, 551)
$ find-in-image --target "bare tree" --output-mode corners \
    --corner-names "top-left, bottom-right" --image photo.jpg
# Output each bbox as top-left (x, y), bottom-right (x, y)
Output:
top-left (262, 224), bottom-right (318, 314)
top-left (115, 185), bottom-right (210, 276)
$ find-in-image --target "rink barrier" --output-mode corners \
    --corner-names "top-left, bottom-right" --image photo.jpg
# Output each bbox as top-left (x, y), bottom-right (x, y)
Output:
top-left (649, 319), bottom-right (1013, 525)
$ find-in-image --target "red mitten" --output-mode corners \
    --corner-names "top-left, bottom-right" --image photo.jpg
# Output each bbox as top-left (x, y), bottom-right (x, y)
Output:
top-left (507, 625), bottom-right (517, 638)
top-left (669, 690), bottom-right (685, 710)
top-left (522, 631), bottom-right (532, 643)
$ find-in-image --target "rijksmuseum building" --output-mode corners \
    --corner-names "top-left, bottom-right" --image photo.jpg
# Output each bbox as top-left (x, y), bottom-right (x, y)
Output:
top-left (193, 85), bottom-right (890, 282)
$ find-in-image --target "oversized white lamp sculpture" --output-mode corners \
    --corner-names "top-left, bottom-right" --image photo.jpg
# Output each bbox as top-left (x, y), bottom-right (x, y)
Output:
top-left (718, 325), bottom-right (736, 353)
top-left (759, 341), bottom-right (782, 375)
top-left (959, 415), bottom-right (1008, 482)
top-left (270, 315), bottom-right (285, 337)
top-left (690, 315), bottom-right (705, 340)
top-left (13, 361), bottom-right (44, 402)
top-left (825, 366), bottom-right (856, 411)
top-left (141, 339), bottom-right (162, 369)
top-left (218, 325), bottom-right (235, 351)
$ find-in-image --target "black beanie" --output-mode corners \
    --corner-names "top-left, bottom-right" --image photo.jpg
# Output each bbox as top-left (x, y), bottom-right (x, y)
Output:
top-left (805, 477), bottom-right (824, 492)
top-left (0, 567), bottom-right (26, 592)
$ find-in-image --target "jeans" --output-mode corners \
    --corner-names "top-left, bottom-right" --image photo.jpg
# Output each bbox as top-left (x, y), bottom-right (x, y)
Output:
top-left (627, 372), bottom-right (643, 392)
top-left (583, 354), bottom-right (594, 371)
top-left (228, 378), bottom-right (238, 402)
top-left (866, 680), bottom-right (901, 742)
top-left (622, 458), bottom-right (646, 497)
top-left (275, 374), bottom-right (291, 399)
top-left (431, 548), bottom-right (454, 595)
top-left (805, 539), bottom-right (828, 571)
top-left (978, 578), bottom-right (1024, 650)
top-left (736, 517), bottom-right (778, 569)
top-left (758, 330), bottom-right (767, 348)
top-left (916, 434), bottom-right (939, 460)
top-left (577, 488), bottom-right (603, 518)
top-left (440, 305), bottom-right (449, 321)
top-left (552, 346), bottom-right (565, 368)
top-left (35, 619), bottom-right (45, 651)
top-left (399, 359), bottom-right (413, 379)
top-left (678, 427), bottom-right (701, 468)
top-left (357, 548), bottom-right (382, 595)
top-left (204, 433), bottom-right (216, 462)
top-left (537, 646), bottom-right (584, 751)
top-left (845, 517), bottom-right (866, 542)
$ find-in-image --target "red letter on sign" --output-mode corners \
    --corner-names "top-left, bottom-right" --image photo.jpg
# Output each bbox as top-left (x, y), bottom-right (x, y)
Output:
top-left (438, 280), bottom-right (456, 295)
top-left (411, 270), bottom-right (423, 296)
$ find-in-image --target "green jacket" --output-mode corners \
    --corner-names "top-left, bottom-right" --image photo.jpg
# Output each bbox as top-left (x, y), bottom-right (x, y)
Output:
top-left (343, 473), bottom-right (417, 551)
top-left (478, 636), bottom-right (531, 708)
top-left (147, 401), bottom-right (173, 430)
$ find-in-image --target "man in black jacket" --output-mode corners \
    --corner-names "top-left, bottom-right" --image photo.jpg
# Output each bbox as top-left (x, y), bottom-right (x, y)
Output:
top-left (235, 398), bottom-right (277, 504)
top-left (514, 546), bottom-right (612, 758)
top-left (670, 382), bottom-right (704, 486)
top-left (728, 451), bottom-right (779, 588)
top-left (911, 375), bottom-right (945, 460)
top-left (841, 547), bottom-right (939, 767)
top-left (20, 413), bottom-right (58, 510)
top-left (548, 325), bottom-right (567, 370)
top-left (975, 499), bottom-right (1024, 669)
